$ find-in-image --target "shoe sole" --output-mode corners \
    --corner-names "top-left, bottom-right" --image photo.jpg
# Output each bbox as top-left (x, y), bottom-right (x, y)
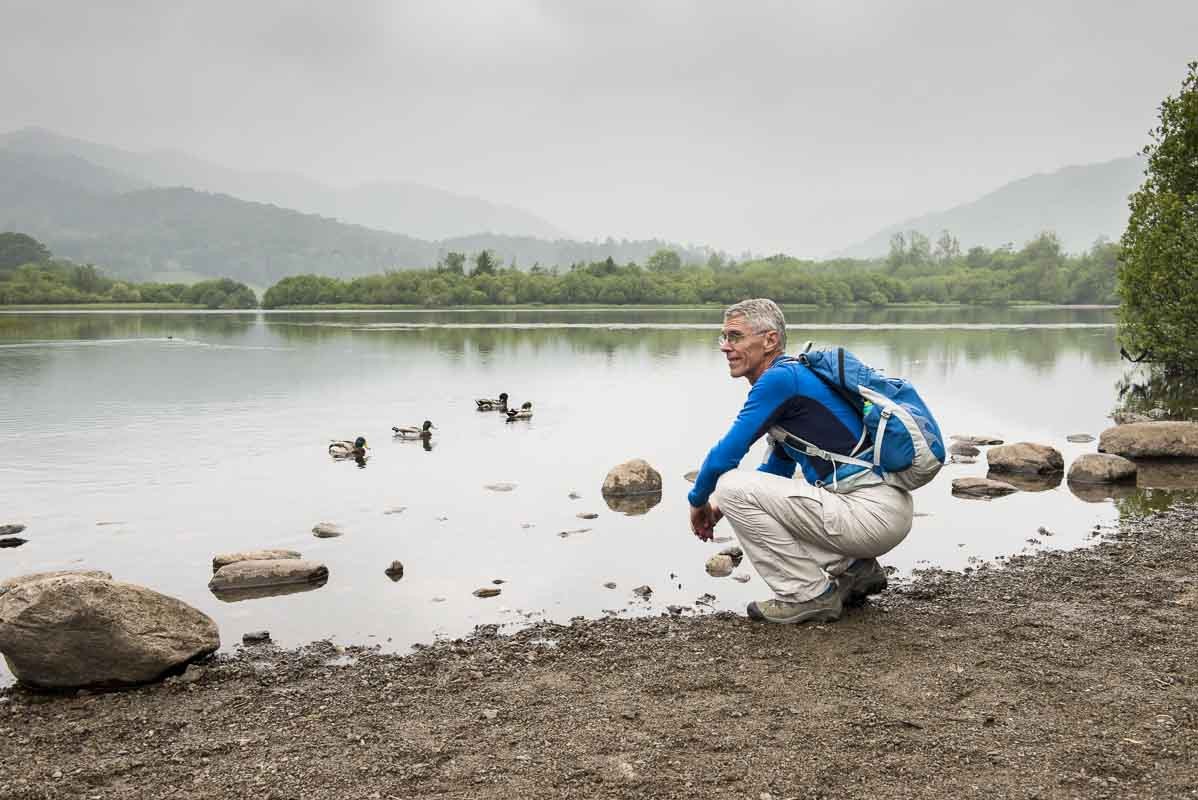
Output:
top-left (746, 602), bottom-right (841, 625)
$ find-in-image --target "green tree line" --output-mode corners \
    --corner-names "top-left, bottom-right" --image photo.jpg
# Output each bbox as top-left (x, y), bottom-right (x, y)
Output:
top-left (262, 233), bottom-right (1119, 308)
top-left (0, 232), bottom-right (257, 308)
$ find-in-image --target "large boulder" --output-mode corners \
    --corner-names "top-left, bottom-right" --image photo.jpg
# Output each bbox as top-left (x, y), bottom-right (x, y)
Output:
top-left (0, 575), bottom-right (219, 689)
top-left (951, 477), bottom-right (1019, 499)
top-left (1068, 453), bottom-right (1138, 485)
top-left (0, 569), bottom-right (112, 597)
top-left (212, 549), bottom-right (303, 572)
top-left (986, 442), bottom-right (1064, 475)
top-left (1098, 422), bottom-right (1198, 459)
top-left (209, 559), bottom-right (328, 591)
top-left (602, 459), bottom-right (663, 496)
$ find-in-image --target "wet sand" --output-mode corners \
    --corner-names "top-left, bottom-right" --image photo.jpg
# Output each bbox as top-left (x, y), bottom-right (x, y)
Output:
top-left (2, 503), bottom-right (1195, 799)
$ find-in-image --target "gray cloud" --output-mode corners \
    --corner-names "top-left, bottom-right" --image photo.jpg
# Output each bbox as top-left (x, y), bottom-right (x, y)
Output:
top-left (2, 0), bottom-right (1195, 255)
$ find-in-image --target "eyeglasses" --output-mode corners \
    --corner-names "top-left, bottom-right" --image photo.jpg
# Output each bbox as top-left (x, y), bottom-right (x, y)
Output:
top-left (717, 330), bottom-right (765, 347)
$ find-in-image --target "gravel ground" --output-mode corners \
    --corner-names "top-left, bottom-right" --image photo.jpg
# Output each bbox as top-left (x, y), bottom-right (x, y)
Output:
top-left (1, 503), bottom-right (1195, 800)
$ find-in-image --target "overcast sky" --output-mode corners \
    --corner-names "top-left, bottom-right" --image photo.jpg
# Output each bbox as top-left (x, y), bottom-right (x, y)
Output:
top-left (2, 1), bottom-right (1195, 256)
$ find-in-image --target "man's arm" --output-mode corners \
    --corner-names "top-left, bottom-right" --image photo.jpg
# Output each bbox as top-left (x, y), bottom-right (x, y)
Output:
top-left (687, 367), bottom-right (792, 507)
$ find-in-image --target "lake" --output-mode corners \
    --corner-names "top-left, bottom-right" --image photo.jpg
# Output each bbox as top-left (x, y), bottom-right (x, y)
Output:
top-left (1, 306), bottom-right (1194, 683)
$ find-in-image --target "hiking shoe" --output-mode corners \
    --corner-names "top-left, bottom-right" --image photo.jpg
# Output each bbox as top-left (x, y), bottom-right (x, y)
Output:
top-left (746, 586), bottom-right (842, 624)
top-left (838, 558), bottom-right (888, 606)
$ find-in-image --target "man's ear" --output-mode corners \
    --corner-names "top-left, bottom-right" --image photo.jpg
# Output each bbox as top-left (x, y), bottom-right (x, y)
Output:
top-left (763, 330), bottom-right (781, 354)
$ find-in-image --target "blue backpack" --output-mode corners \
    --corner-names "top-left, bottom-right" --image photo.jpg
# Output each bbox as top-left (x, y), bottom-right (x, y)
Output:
top-left (768, 343), bottom-right (945, 492)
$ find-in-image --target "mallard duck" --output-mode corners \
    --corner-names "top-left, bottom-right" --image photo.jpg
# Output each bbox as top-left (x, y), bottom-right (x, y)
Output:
top-left (476, 392), bottom-right (509, 412)
top-left (329, 436), bottom-right (368, 458)
top-left (393, 420), bottom-right (436, 439)
top-left (505, 402), bottom-right (533, 422)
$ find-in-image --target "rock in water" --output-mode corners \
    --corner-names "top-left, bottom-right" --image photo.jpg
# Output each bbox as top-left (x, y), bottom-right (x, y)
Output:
top-left (483, 482), bottom-right (517, 492)
top-left (951, 477), bottom-right (1019, 499)
top-left (632, 585), bottom-right (653, 599)
top-left (0, 524), bottom-right (26, 536)
top-left (1068, 453), bottom-right (1138, 485)
top-left (242, 630), bottom-right (271, 644)
top-left (602, 459), bottom-right (664, 496)
top-left (384, 561), bottom-right (405, 581)
top-left (312, 522), bottom-right (343, 538)
top-left (211, 549), bottom-right (303, 572)
top-left (1099, 422), bottom-right (1198, 458)
top-left (208, 559), bottom-right (328, 592)
top-left (949, 442), bottom-right (980, 457)
top-left (1066, 433), bottom-right (1095, 443)
top-left (576, 512), bottom-right (599, 520)
top-left (951, 435), bottom-right (1003, 446)
top-left (719, 546), bottom-right (744, 566)
top-left (473, 587), bottom-right (501, 598)
top-left (683, 470), bottom-right (699, 483)
top-left (986, 442), bottom-right (1064, 474)
top-left (705, 554), bottom-right (734, 577)
top-left (0, 575), bottom-right (219, 689)
top-left (0, 538), bottom-right (27, 548)
top-left (603, 492), bottom-right (662, 516)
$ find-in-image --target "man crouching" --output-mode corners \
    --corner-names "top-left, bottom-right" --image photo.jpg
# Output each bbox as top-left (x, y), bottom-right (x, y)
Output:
top-left (688, 298), bottom-right (913, 624)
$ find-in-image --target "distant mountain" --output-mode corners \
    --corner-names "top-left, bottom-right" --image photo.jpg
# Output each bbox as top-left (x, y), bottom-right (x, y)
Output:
top-left (0, 127), bottom-right (568, 241)
top-left (836, 157), bottom-right (1144, 257)
top-left (0, 147), bottom-right (712, 286)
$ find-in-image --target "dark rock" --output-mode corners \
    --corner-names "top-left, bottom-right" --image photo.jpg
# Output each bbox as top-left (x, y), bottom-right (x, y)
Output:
top-left (311, 522), bottom-right (343, 538)
top-left (384, 561), bottom-right (405, 581)
top-left (632, 585), bottom-right (653, 599)
top-left (0, 538), bottom-right (28, 548)
top-left (576, 512), bottom-right (599, 520)
top-left (0, 524), bottom-right (25, 537)
top-left (473, 587), bottom-right (501, 598)
top-left (242, 630), bottom-right (271, 644)
top-left (719, 546), bottom-right (744, 566)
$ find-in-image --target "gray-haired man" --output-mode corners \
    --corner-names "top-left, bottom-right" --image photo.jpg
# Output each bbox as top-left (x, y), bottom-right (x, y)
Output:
top-left (688, 298), bottom-right (913, 623)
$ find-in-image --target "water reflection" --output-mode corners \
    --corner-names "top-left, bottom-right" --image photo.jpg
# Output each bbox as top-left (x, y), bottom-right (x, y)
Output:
top-left (210, 577), bottom-right (329, 603)
top-left (603, 492), bottom-right (663, 516)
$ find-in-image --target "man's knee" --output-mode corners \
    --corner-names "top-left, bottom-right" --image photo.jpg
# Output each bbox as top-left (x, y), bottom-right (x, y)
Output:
top-left (713, 470), bottom-right (759, 512)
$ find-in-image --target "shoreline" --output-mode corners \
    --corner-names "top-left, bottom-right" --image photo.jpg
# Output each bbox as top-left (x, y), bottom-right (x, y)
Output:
top-left (2, 503), bottom-right (1194, 798)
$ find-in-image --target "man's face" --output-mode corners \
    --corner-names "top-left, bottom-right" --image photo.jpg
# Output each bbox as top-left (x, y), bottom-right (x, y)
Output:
top-left (720, 315), bottom-right (778, 382)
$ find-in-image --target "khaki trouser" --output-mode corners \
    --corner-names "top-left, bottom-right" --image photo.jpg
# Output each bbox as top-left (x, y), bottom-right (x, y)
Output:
top-left (712, 469), bottom-right (914, 602)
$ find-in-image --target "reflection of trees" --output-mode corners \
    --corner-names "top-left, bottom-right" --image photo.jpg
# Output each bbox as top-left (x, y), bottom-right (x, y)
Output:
top-left (0, 313), bottom-right (256, 342)
top-left (1114, 365), bottom-right (1198, 421)
top-left (1114, 487), bottom-right (1198, 517)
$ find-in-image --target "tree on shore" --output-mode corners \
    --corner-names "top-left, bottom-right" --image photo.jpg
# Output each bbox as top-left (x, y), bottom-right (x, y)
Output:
top-left (1117, 61), bottom-right (1198, 370)
top-left (0, 232), bottom-right (52, 274)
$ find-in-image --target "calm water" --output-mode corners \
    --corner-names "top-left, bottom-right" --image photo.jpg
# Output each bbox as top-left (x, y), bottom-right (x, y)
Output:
top-left (1, 306), bottom-right (1194, 683)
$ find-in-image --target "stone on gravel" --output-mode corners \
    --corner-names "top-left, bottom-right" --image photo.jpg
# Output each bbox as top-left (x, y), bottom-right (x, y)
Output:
top-left (0, 575), bottom-right (219, 689)
top-left (986, 442), bottom-right (1064, 474)
top-left (473, 587), bottom-right (501, 598)
top-left (242, 630), bottom-right (271, 644)
top-left (211, 549), bottom-right (303, 572)
top-left (705, 554), bottom-right (734, 577)
top-left (0, 538), bottom-right (28, 548)
top-left (951, 435), bottom-right (1003, 446)
top-left (949, 442), bottom-right (980, 457)
top-left (602, 458), bottom-right (663, 496)
top-left (384, 561), bottom-right (405, 581)
top-left (0, 524), bottom-right (25, 536)
top-left (632, 585), bottom-right (653, 599)
top-left (312, 522), bottom-right (344, 538)
top-left (1099, 422), bottom-right (1198, 459)
top-left (0, 569), bottom-right (112, 596)
top-left (1066, 433), bottom-right (1095, 443)
top-left (1068, 453), bottom-right (1138, 485)
top-left (209, 559), bottom-right (328, 592)
top-left (951, 477), bottom-right (1019, 498)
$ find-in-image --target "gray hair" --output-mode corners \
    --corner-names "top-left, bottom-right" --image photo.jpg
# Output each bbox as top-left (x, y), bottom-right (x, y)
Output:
top-left (724, 298), bottom-right (787, 354)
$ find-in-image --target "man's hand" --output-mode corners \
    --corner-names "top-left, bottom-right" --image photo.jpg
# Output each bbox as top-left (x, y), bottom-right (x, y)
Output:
top-left (689, 502), bottom-right (722, 541)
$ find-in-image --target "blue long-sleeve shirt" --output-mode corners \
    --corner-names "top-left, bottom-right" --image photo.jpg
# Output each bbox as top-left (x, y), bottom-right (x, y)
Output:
top-left (688, 355), bottom-right (865, 507)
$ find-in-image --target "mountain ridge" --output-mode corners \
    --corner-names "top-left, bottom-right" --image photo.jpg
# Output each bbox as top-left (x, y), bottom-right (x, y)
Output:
top-left (834, 156), bottom-right (1144, 257)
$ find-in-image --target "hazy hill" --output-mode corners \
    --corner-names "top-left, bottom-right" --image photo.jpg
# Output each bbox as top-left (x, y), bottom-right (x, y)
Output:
top-left (0, 147), bottom-right (713, 285)
top-left (836, 157), bottom-right (1144, 257)
top-left (0, 127), bottom-right (568, 241)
